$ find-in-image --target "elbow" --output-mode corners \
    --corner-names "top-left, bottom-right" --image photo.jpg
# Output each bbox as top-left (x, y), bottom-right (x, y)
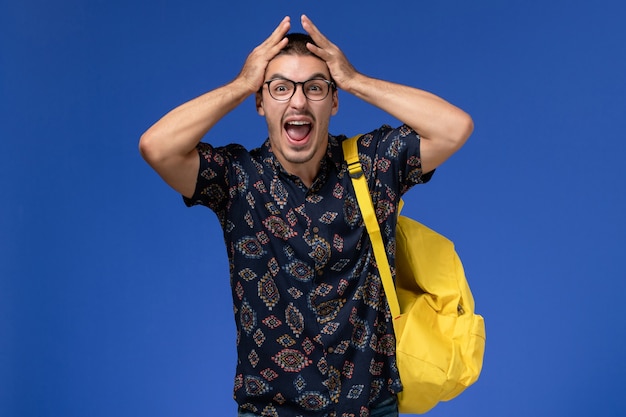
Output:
top-left (138, 129), bottom-right (162, 165)
top-left (452, 111), bottom-right (474, 150)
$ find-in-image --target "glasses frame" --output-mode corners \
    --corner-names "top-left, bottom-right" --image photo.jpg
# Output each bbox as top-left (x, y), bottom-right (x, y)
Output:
top-left (263, 77), bottom-right (336, 101)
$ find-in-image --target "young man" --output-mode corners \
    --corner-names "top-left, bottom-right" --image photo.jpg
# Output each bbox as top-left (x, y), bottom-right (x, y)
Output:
top-left (140, 15), bottom-right (472, 417)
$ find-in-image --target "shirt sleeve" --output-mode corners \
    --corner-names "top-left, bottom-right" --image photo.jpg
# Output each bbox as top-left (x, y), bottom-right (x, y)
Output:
top-left (359, 124), bottom-right (434, 197)
top-left (182, 142), bottom-right (243, 215)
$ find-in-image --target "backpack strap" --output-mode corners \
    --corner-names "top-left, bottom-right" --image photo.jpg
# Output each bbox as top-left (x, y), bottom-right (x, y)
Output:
top-left (342, 135), bottom-right (402, 320)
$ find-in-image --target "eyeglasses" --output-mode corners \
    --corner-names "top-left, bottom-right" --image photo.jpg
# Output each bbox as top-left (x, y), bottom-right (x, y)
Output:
top-left (264, 77), bottom-right (336, 101)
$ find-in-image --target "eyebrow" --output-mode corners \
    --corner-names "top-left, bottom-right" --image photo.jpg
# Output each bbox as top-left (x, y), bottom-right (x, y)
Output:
top-left (266, 72), bottom-right (331, 81)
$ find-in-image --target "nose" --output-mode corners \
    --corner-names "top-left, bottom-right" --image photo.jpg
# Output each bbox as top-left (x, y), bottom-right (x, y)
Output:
top-left (289, 83), bottom-right (308, 107)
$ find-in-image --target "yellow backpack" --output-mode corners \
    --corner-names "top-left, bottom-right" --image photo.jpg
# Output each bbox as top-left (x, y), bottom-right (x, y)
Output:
top-left (343, 135), bottom-right (486, 414)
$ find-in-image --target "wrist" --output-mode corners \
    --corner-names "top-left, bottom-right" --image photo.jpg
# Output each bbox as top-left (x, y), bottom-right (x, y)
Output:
top-left (340, 72), bottom-right (370, 97)
top-left (232, 72), bottom-right (263, 96)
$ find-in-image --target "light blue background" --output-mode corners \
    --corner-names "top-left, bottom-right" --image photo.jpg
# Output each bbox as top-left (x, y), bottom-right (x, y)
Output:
top-left (2, 1), bottom-right (625, 416)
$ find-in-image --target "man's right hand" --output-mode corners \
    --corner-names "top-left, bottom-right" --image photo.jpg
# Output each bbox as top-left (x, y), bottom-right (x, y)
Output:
top-left (236, 16), bottom-right (291, 94)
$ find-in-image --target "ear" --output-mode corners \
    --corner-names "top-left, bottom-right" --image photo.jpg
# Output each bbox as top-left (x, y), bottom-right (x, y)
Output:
top-left (330, 89), bottom-right (339, 116)
top-left (255, 90), bottom-right (265, 116)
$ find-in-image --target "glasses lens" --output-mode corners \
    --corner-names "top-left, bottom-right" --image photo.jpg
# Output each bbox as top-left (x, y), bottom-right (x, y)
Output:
top-left (268, 80), bottom-right (294, 100)
top-left (303, 79), bottom-right (330, 101)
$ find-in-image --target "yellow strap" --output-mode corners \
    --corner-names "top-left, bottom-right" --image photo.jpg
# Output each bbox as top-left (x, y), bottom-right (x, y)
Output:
top-left (342, 135), bottom-right (401, 319)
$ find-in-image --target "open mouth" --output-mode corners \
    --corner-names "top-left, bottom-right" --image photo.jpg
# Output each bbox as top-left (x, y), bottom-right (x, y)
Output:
top-left (284, 120), bottom-right (312, 143)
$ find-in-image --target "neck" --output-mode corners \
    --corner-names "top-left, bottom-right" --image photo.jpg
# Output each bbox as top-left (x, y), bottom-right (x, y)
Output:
top-left (281, 158), bottom-right (322, 188)
top-left (270, 135), bottom-right (329, 188)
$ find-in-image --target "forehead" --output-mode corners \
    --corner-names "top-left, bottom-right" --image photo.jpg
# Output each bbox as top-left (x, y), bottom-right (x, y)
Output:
top-left (265, 54), bottom-right (331, 81)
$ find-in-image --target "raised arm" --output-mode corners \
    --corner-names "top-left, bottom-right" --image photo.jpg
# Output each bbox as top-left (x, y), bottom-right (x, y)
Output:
top-left (139, 17), bottom-right (291, 197)
top-left (301, 15), bottom-right (473, 174)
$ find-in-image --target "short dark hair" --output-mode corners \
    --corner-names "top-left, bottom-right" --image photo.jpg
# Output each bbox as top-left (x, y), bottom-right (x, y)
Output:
top-left (275, 33), bottom-right (336, 87)
top-left (277, 33), bottom-right (317, 57)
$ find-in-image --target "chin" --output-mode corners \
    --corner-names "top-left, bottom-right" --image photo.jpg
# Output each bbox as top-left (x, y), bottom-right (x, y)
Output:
top-left (284, 150), bottom-right (317, 165)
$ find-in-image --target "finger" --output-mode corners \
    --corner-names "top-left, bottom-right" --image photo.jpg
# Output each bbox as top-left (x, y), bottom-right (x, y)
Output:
top-left (273, 16), bottom-right (291, 38)
top-left (300, 14), bottom-right (315, 33)
top-left (301, 14), bottom-right (329, 47)
top-left (305, 41), bottom-right (328, 61)
top-left (301, 14), bottom-right (343, 65)
top-left (263, 16), bottom-right (291, 48)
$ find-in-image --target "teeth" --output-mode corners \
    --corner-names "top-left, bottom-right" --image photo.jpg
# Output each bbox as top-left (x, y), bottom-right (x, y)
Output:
top-left (287, 121), bottom-right (310, 126)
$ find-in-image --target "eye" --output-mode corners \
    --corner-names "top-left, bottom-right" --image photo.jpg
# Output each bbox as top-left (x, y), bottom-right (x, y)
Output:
top-left (269, 80), bottom-right (293, 95)
top-left (306, 81), bottom-right (325, 92)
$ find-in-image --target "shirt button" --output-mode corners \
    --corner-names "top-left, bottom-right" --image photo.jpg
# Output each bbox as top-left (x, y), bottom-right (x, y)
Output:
top-left (312, 226), bottom-right (319, 233)
top-left (327, 347), bottom-right (334, 354)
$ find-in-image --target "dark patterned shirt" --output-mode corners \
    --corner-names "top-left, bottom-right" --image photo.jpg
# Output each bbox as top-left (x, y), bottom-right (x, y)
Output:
top-left (184, 124), bottom-right (431, 417)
